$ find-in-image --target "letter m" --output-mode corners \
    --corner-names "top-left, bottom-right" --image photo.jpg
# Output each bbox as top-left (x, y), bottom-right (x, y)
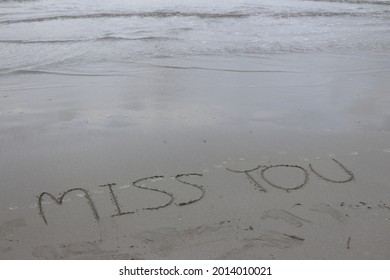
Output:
top-left (37, 188), bottom-right (100, 225)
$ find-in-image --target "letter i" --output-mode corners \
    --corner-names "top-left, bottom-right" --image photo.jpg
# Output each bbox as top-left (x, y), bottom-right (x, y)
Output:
top-left (99, 183), bottom-right (134, 217)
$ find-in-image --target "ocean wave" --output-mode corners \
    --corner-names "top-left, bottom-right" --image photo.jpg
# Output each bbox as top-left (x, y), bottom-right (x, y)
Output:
top-left (305, 0), bottom-right (390, 5)
top-left (0, 64), bottom-right (295, 77)
top-left (133, 63), bottom-right (294, 73)
top-left (273, 10), bottom-right (390, 18)
top-left (0, 36), bottom-right (178, 44)
top-left (0, 69), bottom-right (162, 78)
top-left (98, 36), bottom-right (178, 42)
top-left (0, 11), bottom-right (251, 25)
top-left (0, 39), bottom-right (86, 44)
top-left (0, 69), bottom-right (114, 76)
top-left (0, 0), bottom-right (39, 2)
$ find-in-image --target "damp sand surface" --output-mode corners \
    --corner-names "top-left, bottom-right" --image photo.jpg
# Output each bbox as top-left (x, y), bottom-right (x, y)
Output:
top-left (1, 53), bottom-right (390, 259)
top-left (1, 0), bottom-right (390, 259)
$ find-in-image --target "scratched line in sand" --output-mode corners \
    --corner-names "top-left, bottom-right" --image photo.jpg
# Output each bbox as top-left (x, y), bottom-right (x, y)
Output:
top-left (37, 173), bottom-right (208, 225)
top-left (226, 158), bottom-right (354, 192)
top-left (36, 158), bottom-right (355, 225)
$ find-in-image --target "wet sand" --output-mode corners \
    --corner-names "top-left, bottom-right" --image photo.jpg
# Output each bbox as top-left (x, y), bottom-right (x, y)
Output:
top-left (1, 53), bottom-right (390, 259)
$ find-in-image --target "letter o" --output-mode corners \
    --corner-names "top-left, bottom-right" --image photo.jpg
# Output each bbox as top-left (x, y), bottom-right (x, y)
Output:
top-left (261, 164), bottom-right (309, 191)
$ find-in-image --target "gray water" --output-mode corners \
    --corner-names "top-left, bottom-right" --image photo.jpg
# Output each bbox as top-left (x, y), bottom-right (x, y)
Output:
top-left (0, 0), bottom-right (389, 74)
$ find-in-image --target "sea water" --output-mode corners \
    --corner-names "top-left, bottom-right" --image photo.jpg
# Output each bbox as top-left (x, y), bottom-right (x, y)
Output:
top-left (0, 0), bottom-right (389, 75)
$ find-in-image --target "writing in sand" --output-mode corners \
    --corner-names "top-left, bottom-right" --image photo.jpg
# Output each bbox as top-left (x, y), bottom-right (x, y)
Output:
top-left (37, 158), bottom-right (355, 225)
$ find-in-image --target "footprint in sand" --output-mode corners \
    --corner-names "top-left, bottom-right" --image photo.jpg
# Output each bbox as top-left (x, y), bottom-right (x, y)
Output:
top-left (261, 209), bottom-right (311, 227)
top-left (135, 222), bottom-right (232, 257)
top-left (249, 230), bottom-right (305, 249)
top-left (310, 204), bottom-right (348, 223)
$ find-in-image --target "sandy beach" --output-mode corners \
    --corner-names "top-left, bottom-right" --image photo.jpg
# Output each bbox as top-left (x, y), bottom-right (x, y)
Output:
top-left (1, 0), bottom-right (390, 259)
top-left (1, 53), bottom-right (390, 259)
